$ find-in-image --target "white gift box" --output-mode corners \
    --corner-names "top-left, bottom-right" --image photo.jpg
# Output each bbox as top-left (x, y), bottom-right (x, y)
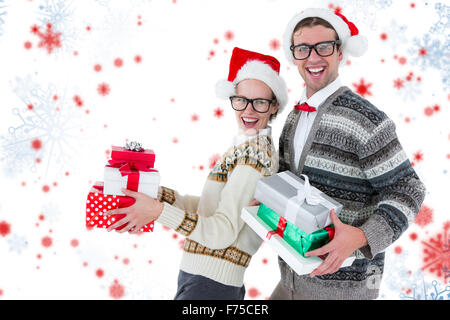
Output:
top-left (103, 166), bottom-right (160, 198)
top-left (241, 206), bottom-right (355, 276)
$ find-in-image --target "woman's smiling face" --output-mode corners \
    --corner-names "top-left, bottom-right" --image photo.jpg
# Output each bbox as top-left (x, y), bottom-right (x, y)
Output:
top-left (234, 79), bottom-right (278, 135)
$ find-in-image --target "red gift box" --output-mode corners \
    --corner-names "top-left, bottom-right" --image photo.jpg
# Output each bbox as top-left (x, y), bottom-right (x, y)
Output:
top-left (110, 145), bottom-right (155, 168)
top-left (86, 182), bottom-right (154, 232)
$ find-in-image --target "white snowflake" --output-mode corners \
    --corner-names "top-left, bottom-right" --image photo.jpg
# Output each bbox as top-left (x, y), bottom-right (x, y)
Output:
top-left (408, 34), bottom-right (450, 90)
top-left (40, 202), bottom-right (62, 224)
top-left (429, 2), bottom-right (450, 35)
top-left (0, 0), bottom-right (7, 35)
top-left (380, 20), bottom-right (408, 51)
top-left (0, 76), bottom-right (88, 179)
top-left (409, 34), bottom-right (449, 70)
top-left (393, 74), bottom-right (423, 102)
top-left (322, 0), bottom-right (393, 31)
top-left (7, 234), bottom-right (29, 254)
top-left (400, 279), bottom-right (450, 300)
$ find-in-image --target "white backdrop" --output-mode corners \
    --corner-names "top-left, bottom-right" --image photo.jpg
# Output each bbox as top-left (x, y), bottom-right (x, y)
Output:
top-left (0, 0), bottom-right (448, 300)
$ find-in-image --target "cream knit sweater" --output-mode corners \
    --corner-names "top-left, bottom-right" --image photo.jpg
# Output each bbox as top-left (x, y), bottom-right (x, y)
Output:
top-left (156, 129), bottom-right (278, 287)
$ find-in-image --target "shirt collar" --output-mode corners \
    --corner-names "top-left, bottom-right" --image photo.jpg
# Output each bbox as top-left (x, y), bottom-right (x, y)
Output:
top-left (299, 76), bottom-right (342, 109)
top-left (233, 126), bottom-right (272, 146)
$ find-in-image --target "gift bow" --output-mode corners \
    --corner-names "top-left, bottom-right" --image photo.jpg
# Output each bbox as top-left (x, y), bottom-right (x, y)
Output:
top-left (107, 159), bottom-right (154, 192)
top-left (294, 174), bottom-right (323, 205)
top-left (108, 159), bottom-right (153, 177)
top-left (279, 172), bottom-right (332, 229)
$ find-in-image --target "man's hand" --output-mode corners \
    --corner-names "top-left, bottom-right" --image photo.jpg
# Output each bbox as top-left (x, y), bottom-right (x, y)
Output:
top-left (249, 199), bottom-right (261, 207)
top-left (106, 188), bottom-right (164, 234)
top-left (306, 209), bottom-right (367, 277)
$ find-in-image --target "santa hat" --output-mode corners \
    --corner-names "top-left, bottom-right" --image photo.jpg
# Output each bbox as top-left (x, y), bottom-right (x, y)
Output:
top-left (282, 8), bottom-right (368, 66)
top-left (216, 47), bottom-right (288, 112)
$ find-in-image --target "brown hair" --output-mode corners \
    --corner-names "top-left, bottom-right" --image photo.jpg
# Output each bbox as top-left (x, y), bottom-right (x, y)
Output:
top-left (291, 17), bottom-right (340, 47)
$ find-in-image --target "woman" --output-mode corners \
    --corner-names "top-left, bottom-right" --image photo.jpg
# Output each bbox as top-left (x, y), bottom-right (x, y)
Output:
top-left (106, 47), bottom-right (288, 300)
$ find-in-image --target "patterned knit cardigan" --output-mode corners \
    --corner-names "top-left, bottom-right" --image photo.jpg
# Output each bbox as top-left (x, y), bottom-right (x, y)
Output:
top-left (277, 86), bottom-right (426, 299)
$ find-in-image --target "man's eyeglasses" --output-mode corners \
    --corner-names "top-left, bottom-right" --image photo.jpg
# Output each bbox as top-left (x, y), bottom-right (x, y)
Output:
top-left (290, 40), bottom-right (341, 60)
top-left (229, 96), bottom-right (275, 113)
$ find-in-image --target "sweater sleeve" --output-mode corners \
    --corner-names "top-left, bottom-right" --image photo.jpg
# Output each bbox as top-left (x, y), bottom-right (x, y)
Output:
top-left (357, 118), bottom-right (426, 259)
top-left (156, 165), bottom-right (264, 249)
top-left (159, 186), bottom-right (200, 214)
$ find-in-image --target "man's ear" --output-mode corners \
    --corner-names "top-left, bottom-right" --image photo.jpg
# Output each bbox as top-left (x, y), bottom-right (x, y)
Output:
top-left (338, 46), bottom-right (343, 62)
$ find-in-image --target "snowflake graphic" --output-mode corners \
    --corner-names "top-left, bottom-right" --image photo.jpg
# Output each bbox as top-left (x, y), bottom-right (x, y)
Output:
top-left (325, 0), bottom-right (392, 30)
top-left (414, 204), bottom-right (433, 227)
top-left (393, 72), bottom-right (422, 101)
top-left (408, 34), bottom-right (450, 90)
top-left (379, 20), bottom-right (408, 51)
top-left (353, 78), bottom-right (372, 97)
top-left (400, 279), bottom-right (450, 300)
top-left (31, 23), bottom-right (62, 54)
top-left (0, 0), bottom-right (7, 35)
top-left (429, 3), bottom-right (450, 35)
top-left (37, 0), bottom-right (79, 54)
top-left (0, 76), bottom-right (89, 179)
top-left (7, 234), bottom-right (28, 254)
top-left (381, 248), bottom-right (428, 298)
top-left (421, 221), bottom-right (450, 284)
top-left (40, 202), bottom-right (62, 224)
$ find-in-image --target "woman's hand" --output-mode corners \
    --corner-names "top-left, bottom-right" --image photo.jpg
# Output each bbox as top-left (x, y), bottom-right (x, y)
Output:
top-left (106, 188), bottom-right (164, 234)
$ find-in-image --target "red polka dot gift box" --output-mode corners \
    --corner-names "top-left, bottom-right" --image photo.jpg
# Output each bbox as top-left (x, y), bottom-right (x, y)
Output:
top-left (86, 182), bottom-right (154, 232)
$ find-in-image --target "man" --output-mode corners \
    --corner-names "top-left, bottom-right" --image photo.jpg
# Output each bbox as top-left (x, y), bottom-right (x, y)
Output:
top-left (270, 8), bottom-right (426, 300)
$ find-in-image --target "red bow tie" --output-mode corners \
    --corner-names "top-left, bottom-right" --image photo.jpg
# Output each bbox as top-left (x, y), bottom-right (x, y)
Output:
top-left (294, 103), bottom-right (316, 112)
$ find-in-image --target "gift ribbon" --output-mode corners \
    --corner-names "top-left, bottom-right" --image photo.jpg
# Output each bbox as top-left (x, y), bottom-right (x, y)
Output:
top-left (279, 172), bottom-right (334, 228)
top-left (266, 216), bottom-right (287, 240)
top-left (108, 159), bottom-right (153, 192)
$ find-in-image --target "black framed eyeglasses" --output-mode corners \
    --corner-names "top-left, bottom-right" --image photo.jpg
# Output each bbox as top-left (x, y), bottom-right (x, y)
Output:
top-left (229, 96), bottom-right (275, 113)
top-left (290, 40), bottom-right (341, 60)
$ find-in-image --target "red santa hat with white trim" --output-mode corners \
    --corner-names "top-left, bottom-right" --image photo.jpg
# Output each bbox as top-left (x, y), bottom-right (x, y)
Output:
top-left (282, 8), bottom-right (368, 66)
top-left (215, 47), bottom-right (288, 112)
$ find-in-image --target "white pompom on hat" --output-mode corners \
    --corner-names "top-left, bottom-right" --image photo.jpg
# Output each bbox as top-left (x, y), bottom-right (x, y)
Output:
top-left (215, 47), bottom-right (288, 113)
top-left (282, 8), bottom-right (368, 66)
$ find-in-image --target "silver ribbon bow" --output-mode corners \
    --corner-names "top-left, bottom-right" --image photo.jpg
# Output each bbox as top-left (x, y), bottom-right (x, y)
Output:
top-left (124, 141), bottom-right (143, 152)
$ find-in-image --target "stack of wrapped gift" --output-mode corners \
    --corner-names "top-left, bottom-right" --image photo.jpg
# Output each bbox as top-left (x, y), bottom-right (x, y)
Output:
top-left (241, 170), bottom-right (355, 275)
top-left (85, 141), bottom-right (160, 232)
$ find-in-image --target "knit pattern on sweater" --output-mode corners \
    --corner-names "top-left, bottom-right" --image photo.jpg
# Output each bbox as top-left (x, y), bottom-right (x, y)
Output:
top-left (208, 135), bottom-right (275, 182)
top-left (161, 134), bottom-right (276, 271)
top-left (278, 87), bottom-right (426, 299)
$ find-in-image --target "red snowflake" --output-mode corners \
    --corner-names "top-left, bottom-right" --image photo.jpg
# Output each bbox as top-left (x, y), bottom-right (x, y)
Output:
top-left (0, 221), bottom-right (11, 237)
top-left (191, 114), bottom-right (199, 122)
top-left (31, 138), bottom-right (42, 150)
top-left (328, 3), bottom-right (342, 14)
top-left (224, 30), bottom-right (234, 41)
top-left (97, 83), bottom-right (111, 96)
top-left (109, 279), bottom-right (125, 299)
top-left (214, 107), bottom-right (224, 118)
top-left (269, 39), bottom-right (280, 50)
top-left (31, 23), bottom-right (62, 54)
top-left (73, 95), bottom-right (83, 107)
top-left (352, 78), bottom-right (372, 97)
top-left (41, 236), bottom-right (53, 248)
top-left (413, 150), bottom-right (424, 163)
top-left (414, 204), bottom-right (433, 227)
top-left (380, 33), bottom-right (388, 41)
top-left (419, 47), bottom-right (427, 57)
top-left (247, 287), bottom-right (260, 299)
top-left (421, 222), bottom-right (450, 283)
top-left (393, 78), bottom-right (404, 89)
top-left (96, 269), bottom-right (104, 278)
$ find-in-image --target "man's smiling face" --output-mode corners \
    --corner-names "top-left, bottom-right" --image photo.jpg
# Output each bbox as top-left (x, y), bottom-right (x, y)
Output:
top-left (292, 24), bottom-right (343, 98)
